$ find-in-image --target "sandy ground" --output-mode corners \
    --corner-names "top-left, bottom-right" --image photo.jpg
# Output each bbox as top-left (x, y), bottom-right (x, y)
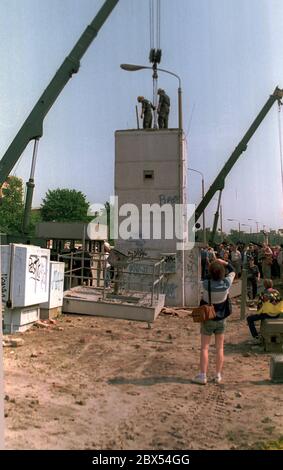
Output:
top-left (3, 304), bottom-right (283, 450)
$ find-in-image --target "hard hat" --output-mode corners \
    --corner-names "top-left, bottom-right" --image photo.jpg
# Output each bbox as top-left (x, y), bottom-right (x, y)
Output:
top-left (137, 96), bottom-right (144, 102)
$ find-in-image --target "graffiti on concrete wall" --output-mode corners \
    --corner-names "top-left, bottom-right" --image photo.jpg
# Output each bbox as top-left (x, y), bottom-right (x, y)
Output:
top-left (51, 270), bottom-right (64, 291)
top-left (126, 238), bottom-right (148, 260)
top-left (28, 255), bottom-right (47, 288)
top-left (159, 194), bottom-right (179, 206)
top-left (128, 263), bottom-right (152, 274)
top-left (1, 274), bottom-right (8, 300)
top-left (186, 249), bottom-right (199, 279)
top-left (163, 255), bottom-right (176, 273)
top-left (128, 248), bottom-right (147, 259)
top-left (163, 282), bottom-right (177, 299)
top-left (185, 248), bottom-right (200, 300)
top-left (28, 255), bottom-right (41, 281)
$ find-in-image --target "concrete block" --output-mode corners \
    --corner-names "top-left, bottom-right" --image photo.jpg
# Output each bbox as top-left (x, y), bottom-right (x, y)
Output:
top-left (260, 319), bottom-right (283, 353)
top-left (1, 244), bottom-right (50, 307)
top-left (63, 287), bottom-right (165, 323)
top-left (114, 130), bottom-right (193, 307)
top-left (270, 355), bottom-right (283, 383)
top-left (3, 337), bottom-right (25, 347)
top-left (41, 261), bottom-right (64, 309)
top-left (40, 306), bottom-right (62, 320)
top-left (3, 305), bottom-right (40, 334)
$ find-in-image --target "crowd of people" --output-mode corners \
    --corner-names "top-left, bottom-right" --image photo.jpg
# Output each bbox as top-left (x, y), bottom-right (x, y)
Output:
top-left (201, 241), bottom-right (283, 298)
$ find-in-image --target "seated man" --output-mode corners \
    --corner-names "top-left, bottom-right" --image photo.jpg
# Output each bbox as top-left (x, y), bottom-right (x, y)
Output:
top-left (247, 279), bottom-right (283, 340)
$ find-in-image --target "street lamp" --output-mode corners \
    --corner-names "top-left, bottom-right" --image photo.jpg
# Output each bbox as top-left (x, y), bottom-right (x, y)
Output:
top-left (261, 225), bottom-right (269, 244)
top-left (227, 218), bottom-right (241, 235)
top-left (241, 223), bottom-right (252, 234)
top-left (248, 218), bottom-right (260, 233)
top-left (120, 63), bottom-right (183, 130)
top-left (188, 168), bottom-right (206, 243)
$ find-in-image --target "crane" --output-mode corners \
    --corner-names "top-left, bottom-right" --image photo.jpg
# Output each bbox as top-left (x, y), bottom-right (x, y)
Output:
top-left (191, 86), bottom-right (283, 244)
top-left (0, 0), bottom-right (119, 234)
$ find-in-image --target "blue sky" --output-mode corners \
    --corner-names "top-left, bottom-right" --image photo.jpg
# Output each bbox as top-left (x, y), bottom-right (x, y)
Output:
top-left (0, 0), bottom-right (282, 233)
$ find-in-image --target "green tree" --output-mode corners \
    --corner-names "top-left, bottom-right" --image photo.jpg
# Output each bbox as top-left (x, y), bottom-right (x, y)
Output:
top-left (41, 188), bottom-right (90, 222)
top-left (0, 176), bottom-right (24, 233)
top-left (28, 209), bottom-right (43, 236)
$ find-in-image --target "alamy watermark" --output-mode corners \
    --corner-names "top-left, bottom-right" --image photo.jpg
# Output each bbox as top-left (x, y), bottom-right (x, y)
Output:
top-left (88, 196), bottom-right (197, 251)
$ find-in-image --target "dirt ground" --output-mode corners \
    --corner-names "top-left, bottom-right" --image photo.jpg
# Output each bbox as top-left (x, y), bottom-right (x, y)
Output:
top-left (3, 303), bottom-right (283, 450)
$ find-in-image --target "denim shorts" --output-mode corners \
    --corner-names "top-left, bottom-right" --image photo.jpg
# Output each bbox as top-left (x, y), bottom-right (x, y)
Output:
top-left (200, 319), bottom-right (226, 336)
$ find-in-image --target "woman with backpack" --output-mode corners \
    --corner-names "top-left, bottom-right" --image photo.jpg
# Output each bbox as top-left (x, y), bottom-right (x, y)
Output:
top-left (192, 258), bottom-right (235, 385)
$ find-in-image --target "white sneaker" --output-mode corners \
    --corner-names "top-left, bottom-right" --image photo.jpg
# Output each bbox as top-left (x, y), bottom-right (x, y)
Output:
top-left (192, 374), bottom-right (207, 385)
top-left (213, 374), bottom-right (222, 384)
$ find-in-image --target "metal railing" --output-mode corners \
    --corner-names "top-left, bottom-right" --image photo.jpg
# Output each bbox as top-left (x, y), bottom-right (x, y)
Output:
top-left (58, 251), bottom-right (109, 290)
top-left (59, 251), bottom-right (165, 306)
top-left (103, 257), bottom-right (165, 305)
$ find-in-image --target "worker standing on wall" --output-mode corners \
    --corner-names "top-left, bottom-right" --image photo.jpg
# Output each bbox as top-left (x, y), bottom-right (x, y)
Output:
top-left (157, 88), bottom-right (170, 128)
top-left (137, 96), bottom-right (155, 129)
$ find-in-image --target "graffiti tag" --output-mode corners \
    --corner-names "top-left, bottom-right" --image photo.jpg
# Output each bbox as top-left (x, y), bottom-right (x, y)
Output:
top-left (1, 274), bottom-right (8, 300)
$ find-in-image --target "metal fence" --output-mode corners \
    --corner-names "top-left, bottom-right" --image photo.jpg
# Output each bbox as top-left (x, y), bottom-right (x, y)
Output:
top-left (58, 251), bottom-right (165, 306)
top-left (108, 257), bottom-right (165, 305)
top-left (58, 251), bottom-right (108, 289)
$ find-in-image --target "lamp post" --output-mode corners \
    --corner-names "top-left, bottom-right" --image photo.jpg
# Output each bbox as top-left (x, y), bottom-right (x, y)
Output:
top-left (262, 225), bottom-right (269, 244)
top-left (188, 168), bottom-right (206, 243)
top-left (227, 218), bottom-right (241, 235)
top-left (248, 218), bottom-right (260, 233)
top-left (241, 223), bottom-right (252, 234)
top-left (120, 63), bottom-right (183, 130)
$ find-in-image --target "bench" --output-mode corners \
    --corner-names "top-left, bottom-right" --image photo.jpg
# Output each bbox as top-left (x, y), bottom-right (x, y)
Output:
top-left (260, 317), bottom-right (283, 353)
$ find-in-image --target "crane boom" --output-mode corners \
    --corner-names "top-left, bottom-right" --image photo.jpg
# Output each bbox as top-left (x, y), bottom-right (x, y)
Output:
top-left (0, 0), bottom-right (118, 187)
top-left (192, 86), bottom-right (283, 240)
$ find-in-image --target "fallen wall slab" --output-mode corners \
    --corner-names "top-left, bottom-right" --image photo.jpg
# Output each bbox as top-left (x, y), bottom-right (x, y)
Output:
top-left (63, 287), bottom-right (165, 323)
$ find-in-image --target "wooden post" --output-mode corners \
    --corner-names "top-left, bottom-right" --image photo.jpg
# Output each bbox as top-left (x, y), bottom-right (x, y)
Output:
top-left (240, 268), bottom-right (247, 320)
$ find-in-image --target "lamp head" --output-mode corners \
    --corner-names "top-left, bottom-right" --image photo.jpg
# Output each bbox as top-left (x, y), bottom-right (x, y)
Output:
top-left (120, 64), bottom-right (145, 71)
